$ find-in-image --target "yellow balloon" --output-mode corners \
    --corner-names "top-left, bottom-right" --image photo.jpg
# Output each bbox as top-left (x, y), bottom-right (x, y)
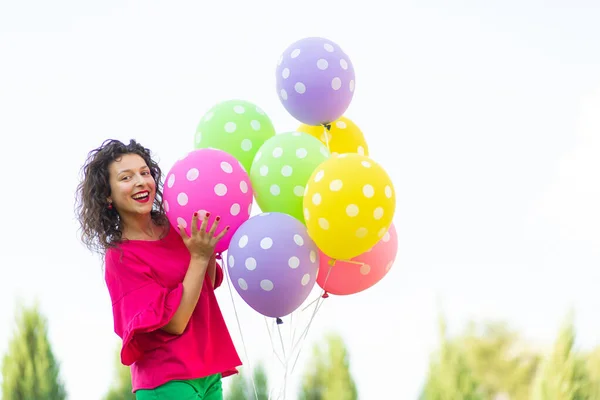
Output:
top-left (297, 116), bottom-right (369, 156)
top-left (303, 154), bottom-right (395, 260)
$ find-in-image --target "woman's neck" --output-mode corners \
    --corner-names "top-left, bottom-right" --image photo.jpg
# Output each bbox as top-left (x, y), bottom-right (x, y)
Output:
top-left (121, 213), bottom-right (160, 241)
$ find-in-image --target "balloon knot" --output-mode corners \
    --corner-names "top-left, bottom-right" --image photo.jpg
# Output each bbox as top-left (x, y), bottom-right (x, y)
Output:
top-left (322, 292), bottom-right (329, 299)
top-left (324, 123), bottom-right (332, 131)
top-left (276, 317), bottom-right (283, 325)
top-left (215, 253), bottom-right (222, 260)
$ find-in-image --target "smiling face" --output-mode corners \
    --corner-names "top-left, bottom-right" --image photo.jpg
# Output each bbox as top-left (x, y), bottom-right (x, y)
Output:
top-left (107, 153), bottom-right (157, 218)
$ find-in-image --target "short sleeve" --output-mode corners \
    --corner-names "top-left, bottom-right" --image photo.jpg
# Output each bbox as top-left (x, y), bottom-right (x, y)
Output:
top-left (105, 250), bottom-right (183, 366)
top-left (214, 261), bottom-right (224, 289)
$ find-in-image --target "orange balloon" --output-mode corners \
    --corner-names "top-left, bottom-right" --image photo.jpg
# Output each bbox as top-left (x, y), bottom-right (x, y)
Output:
top-left (316, 223), bottom-right (398, 295)
top-left (297, 115), bottom-right (369, 156)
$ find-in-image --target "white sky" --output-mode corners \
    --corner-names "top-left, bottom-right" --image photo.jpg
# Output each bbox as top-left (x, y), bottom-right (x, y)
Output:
top-left (1, 1), bottom-right (599, 399)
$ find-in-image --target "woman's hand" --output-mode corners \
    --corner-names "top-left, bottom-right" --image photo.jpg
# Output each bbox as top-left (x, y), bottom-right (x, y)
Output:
top-left (178, 211), bottom-right (229, 260)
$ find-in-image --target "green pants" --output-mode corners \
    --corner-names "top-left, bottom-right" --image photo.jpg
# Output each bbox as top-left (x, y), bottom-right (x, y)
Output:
top-left (136, 373), bottom-right (222, 400)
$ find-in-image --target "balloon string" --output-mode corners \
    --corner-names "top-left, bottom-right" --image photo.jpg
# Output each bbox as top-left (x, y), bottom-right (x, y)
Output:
top-left (276, 323), bottom-right (289, 400)
top-left (223, 255), bottom-right (259, 400)
top-left (264, 316), bottom-right (285, 367)
top-left (322, 123), bottom-right (331, 153)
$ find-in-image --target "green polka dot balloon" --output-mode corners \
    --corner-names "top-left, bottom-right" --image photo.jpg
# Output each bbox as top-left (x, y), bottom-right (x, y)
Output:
top-left (195, 99), bottom-right (276, 172)
top-left (250, 131), bottom-right (331, 224)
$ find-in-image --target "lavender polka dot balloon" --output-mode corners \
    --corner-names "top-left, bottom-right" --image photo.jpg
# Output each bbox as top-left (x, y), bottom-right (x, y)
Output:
top-left (226, 212), bottom-right (319, 318)
top-left (276, 37), bottom-right (356, 126)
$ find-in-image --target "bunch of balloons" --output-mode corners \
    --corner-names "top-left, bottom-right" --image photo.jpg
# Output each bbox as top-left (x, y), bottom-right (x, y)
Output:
top-left (162, 37), bottom-right (398, 321)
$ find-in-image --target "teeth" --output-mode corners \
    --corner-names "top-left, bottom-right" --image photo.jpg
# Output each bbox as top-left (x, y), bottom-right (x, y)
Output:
top-left (133, 192), bottom-right (149, 199)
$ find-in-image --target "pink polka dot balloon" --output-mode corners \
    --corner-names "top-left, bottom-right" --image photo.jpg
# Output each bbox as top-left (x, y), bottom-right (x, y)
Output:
top-left (163, 148), bottom-right (254, 254)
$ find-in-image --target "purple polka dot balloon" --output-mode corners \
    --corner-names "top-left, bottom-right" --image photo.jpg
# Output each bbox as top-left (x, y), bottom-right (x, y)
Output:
top-left (226, 212), bottom-right (319, 318)
top-left (276, 37), bottom-right (356, 126)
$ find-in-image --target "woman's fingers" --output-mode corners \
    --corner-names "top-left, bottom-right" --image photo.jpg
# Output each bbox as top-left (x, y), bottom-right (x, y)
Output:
top-left (214, 225), bottom-right (230, 241)
top-left (190, 211), bottom-right (199, 235)
top-left (208, 216), bottom-right (221, 237)
top-left (178, 224), bottom-right (188, 239)
top-left (198, 211), bottom-right (210, 234)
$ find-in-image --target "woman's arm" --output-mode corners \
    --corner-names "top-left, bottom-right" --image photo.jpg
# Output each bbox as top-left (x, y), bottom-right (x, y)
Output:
top-left (161, 254), bottom-right (210, 335)
top-left (206, 253), bottom-right (217, 288)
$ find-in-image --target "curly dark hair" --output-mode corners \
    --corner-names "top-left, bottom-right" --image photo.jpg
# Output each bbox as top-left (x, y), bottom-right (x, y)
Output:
top-left (75, 138), bottom-right (168, 255)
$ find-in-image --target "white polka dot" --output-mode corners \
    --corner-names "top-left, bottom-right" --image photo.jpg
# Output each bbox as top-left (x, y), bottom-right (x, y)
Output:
top-left (245, 257), bottom-right (257, 270)
top-left (318, 218), bottom-right (329, 230)
top-left (360, 264), bottom-right (371, 275)
top-left (357, 146), bottom-right (365, 155)
top-left (186, 168), bottom-right (199, 181)
top-left (195, 131), bottom-right (202, 144)
top-left (228, 255), bottom-right (235, 267)
top-left (288, 256), bottom-right (300, 269)
top-left (260, 237), bottom-right (273, 249)
top-left (214, 183), bottom-right (227, 196)
top-left (349, 80), bottom-right (355, 92)
top-left (363, 184), bottom-right (374, 198)
top-left (270, 184), bottom-right (280, 196)
top-left (295, 82), bottom-right (306, 94)
top-left (317, 59), bottom-right (328, 70)
top-left (238, 278), bottom-right (248, 290)
top-left (385, 185), bottom-right (393, 198)
top-left (241, 139), bottom-right (252, 151)
top-left (385, 261), bottom-right (393, 271)
top-left (373, 207), bottom-right (384, 220)
top-left (256, 106), bottom-right (265, 115)
top-left (234, 105), bottom-right (245, 114)
top-left (331, 77), bottom-right (342, 90)
top-left (346, 204), bottom-right (359, 217)
top-left (177, 217), bottom-right (187, 228)
top-left (281, 165), bottom-right (293, 177)
top-left (280, 89), bottom-right (288, 100)
top-left (272, 147), bottom-right (283, 158)
top-left (336, 121), bottom-right (347, 129)
top-left (296, 148), bottom-right (308, 158)
top-left (238, 235), bottom-right (249, 248)
top-left (382, 231), bottom-right (391, 242)
top-left (224, 122), bottom-right (237, 133)
top-left (310, 251), bottom-right (317, 263)
top-left (260, 279), bottom-right (274, 291)
top-left (329, 179), bottom-right (343, 191)
top-left (177, 192), bottom-right (188, 206)
top-left (340, 59), bottom-right (348, 70)
top-left (167, 174), bottom-right (175, 188)
top-left (312, 193), bottom-right (321, 206)
top-left (361, 161), bottom-right (372, 168)
top-left (240, 180), bottom-right (248, 193)
top-left (204, 111), bottom-right (214, 121)
top-left (304, 208), bottom-right (310, 221)
top-left (356, 227), bottom-right (368, 238)
top-left (250, 120), bottom-right (261, 131)
top-left (260, 165), bottom-right (269, 176)
top-left (230, 203), bottom-right (241, 216)
top-left (293, 186), bottom-right (304, 196)
top-left (293, 234), bottom-right (304, 246)
top-left (324, 43), bottom-right (334, 52)
top-left (314, 170), bottom-right (324, 182)
top-left (220, 162), bottom-right (233, 173)
top-left (301, 274), bottom-right (311, 286)
top-left (291, 48), bottom-right (301, 58)
top-left (282, 68), bottom-right (290, 79)
top-left (164, 200), bottom-right (169, 212)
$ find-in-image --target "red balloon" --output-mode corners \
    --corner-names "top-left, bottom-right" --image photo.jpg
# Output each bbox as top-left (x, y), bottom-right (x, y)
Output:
top-left (316, 223), bottom-right (398, 295)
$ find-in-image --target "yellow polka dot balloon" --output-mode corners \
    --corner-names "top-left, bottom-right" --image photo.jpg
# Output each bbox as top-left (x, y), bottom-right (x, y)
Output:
top-left (303, 153), bottom-right (395, 260)
top-left (297, 115), bottom-right (369, 156)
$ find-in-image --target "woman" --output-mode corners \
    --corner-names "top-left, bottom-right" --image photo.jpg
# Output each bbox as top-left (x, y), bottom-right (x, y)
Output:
top-left (75, 138), bottom-right (242, 399)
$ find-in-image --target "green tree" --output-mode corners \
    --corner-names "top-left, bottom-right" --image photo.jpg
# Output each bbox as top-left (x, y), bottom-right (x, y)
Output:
top-left (225, 362), bottom-right (269, 400)
top-left (299, 333), bottom-right (358, 400)
top-left (531, 312), bottom-right (590, 400)
top-left (1, 301), bottom-right (67, 400)
top-left (104, 344), bottom-right (135, 400)
top-left (420, 316), bottom-right (483, 400)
